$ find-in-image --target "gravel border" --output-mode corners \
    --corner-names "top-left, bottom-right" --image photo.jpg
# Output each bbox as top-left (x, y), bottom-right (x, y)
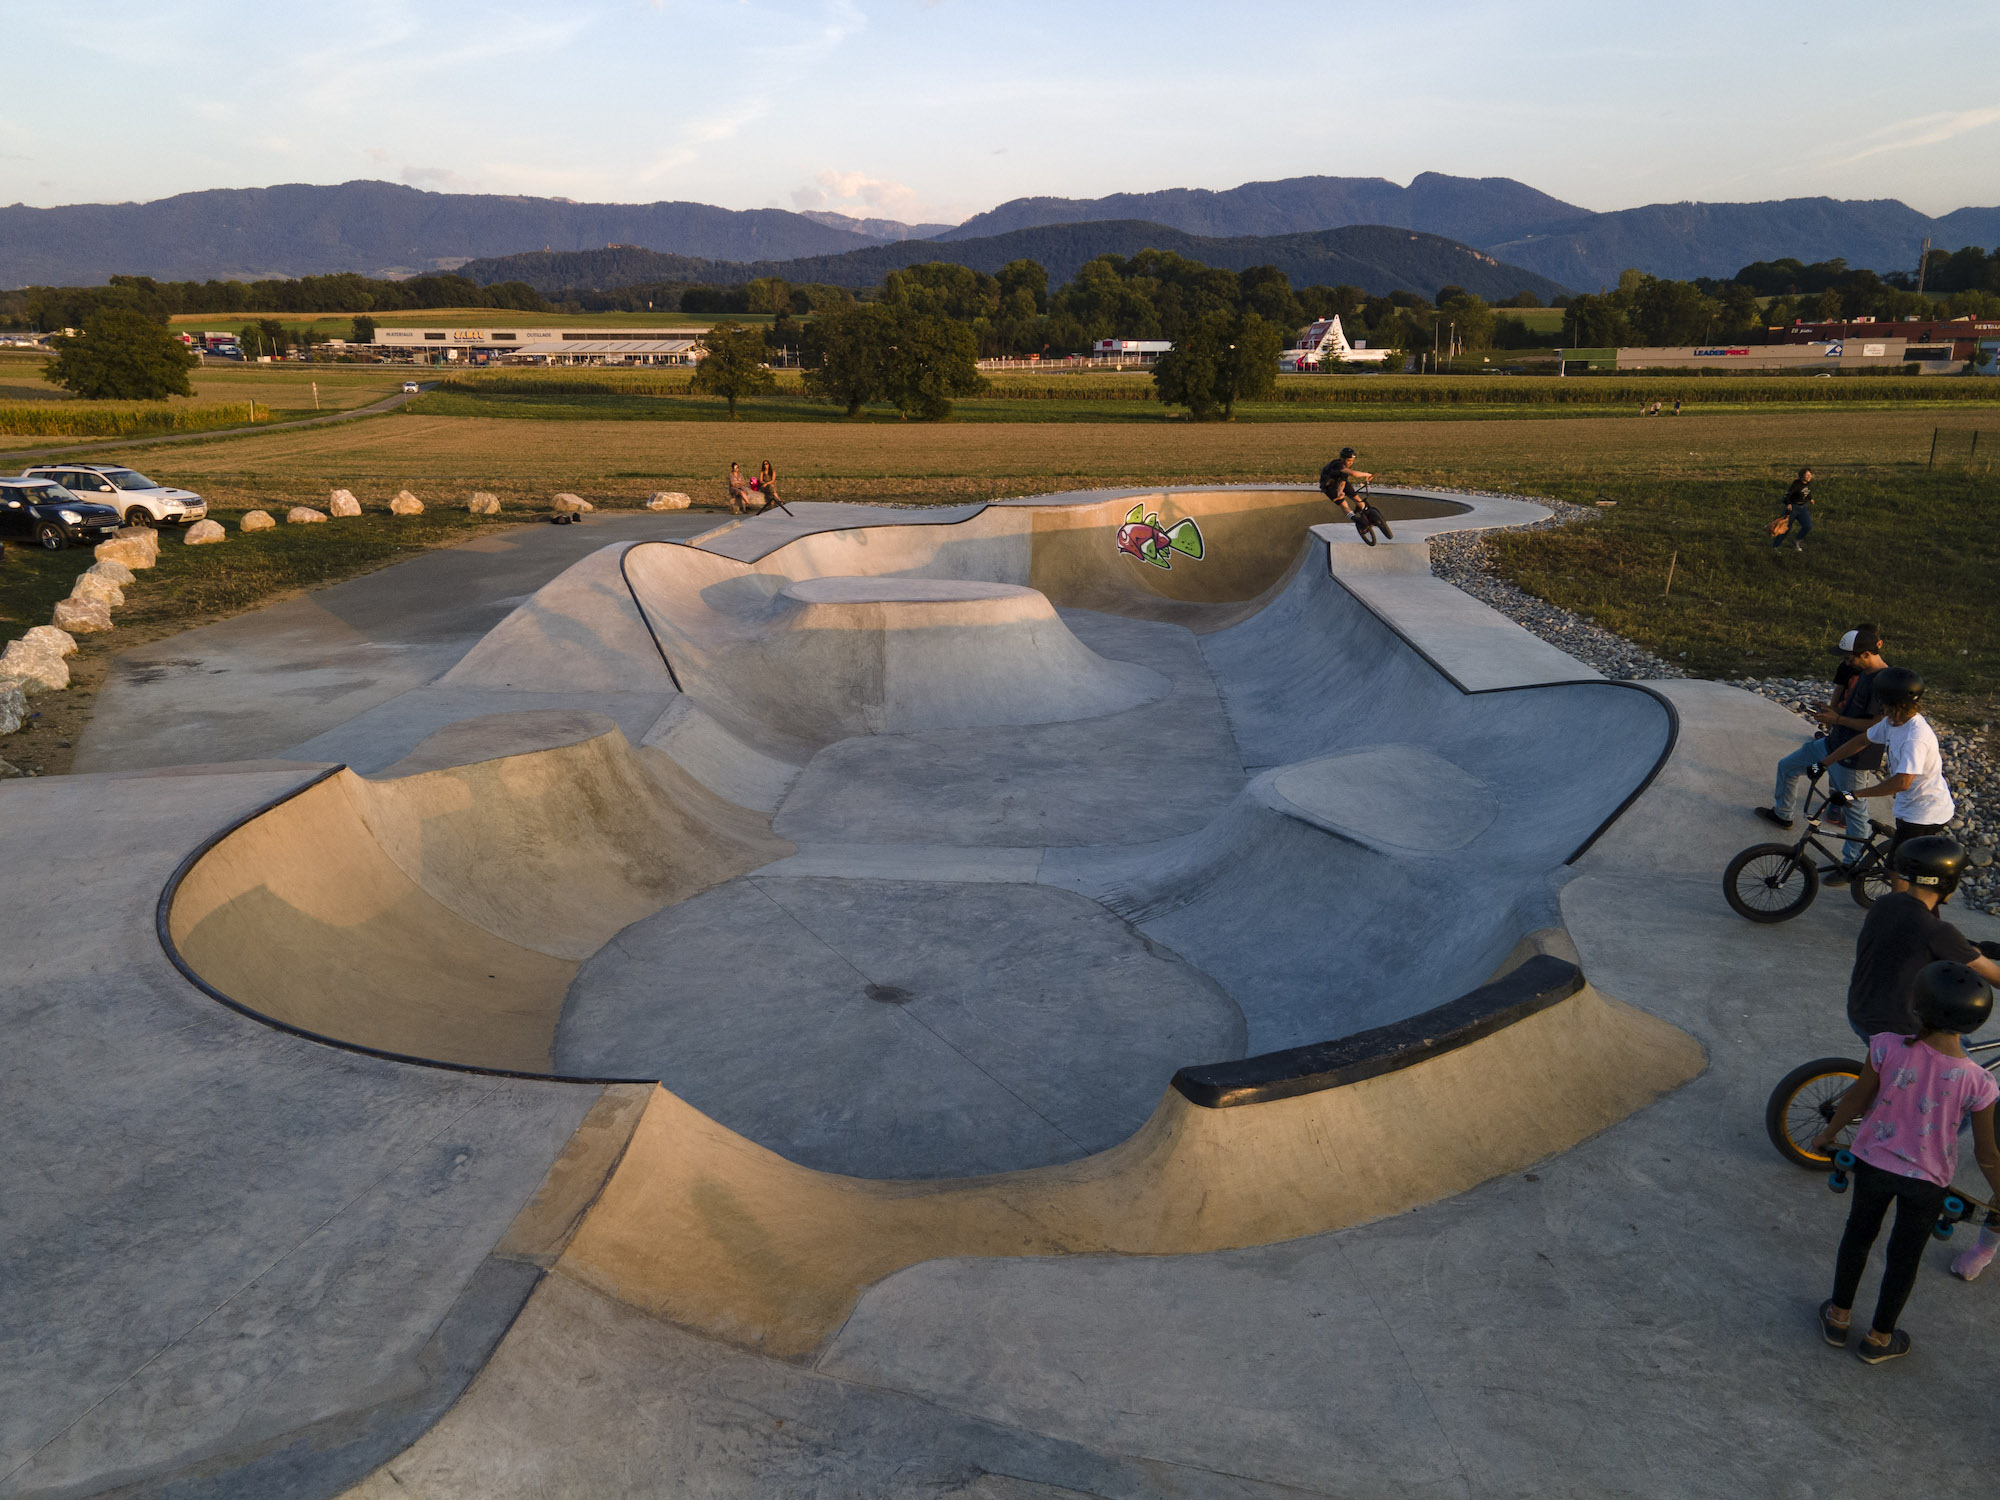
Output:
top-left (1422, 488), bottom-right (1998, 916)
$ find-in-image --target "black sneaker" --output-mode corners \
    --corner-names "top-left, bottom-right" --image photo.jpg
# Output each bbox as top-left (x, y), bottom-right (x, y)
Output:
top-left (1755, 807), bottom-right (1795, 831)
top-left (1855, 1329), bottom-right (1911, 1364)
top-left (1818, 1300), bottom-right (1849, 1347)
top-left (1823, 865), bottom-right (1855, 887)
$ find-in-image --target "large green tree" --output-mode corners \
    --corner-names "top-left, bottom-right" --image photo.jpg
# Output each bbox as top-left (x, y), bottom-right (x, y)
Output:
top-left (1152, 310), bottom-right (1282, 421)
top-left (689, 320), bottom-right (775, 417)
top-left (42, 308), bottom-right (197, 399)
top-left (802, 303), bottom-right (895, 416)
top-left (881, 309), bottom-right (987, 420)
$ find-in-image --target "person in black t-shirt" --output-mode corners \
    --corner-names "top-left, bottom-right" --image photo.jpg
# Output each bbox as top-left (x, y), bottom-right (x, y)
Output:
top-left (1317, 447), bottom-right (1393, 539)
top-left (1771, 467), bottom-right (1813, 551)
top-left (1845, 837), bottom-right (2000, 1039)
top-left (1758, 625), bottom-right (1887, 877)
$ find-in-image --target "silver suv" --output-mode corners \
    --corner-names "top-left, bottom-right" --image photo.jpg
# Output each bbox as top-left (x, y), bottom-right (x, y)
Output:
top-left (22, 464), bottom-right (207, 528)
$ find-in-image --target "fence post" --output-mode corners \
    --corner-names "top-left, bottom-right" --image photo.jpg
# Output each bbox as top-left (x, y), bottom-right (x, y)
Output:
top-left (1928, 427), bottom-right (1939, 470)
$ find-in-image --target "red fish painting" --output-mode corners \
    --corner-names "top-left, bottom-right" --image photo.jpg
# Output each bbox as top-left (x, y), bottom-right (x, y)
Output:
top-left (1115, 505), bottom-right (1205, 570)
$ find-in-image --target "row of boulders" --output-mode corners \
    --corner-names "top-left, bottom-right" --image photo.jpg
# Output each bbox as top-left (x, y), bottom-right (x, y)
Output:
top-left (183, 489), bottom-right (691, 544)
top-left (0, 527), bottom-right (159, 755)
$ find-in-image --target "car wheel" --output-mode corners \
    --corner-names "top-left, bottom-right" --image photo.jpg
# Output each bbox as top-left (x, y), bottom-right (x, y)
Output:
top-left (36, 522), bottom-right (67, 551)
top-left (123, 507), bottom-right (154, 528)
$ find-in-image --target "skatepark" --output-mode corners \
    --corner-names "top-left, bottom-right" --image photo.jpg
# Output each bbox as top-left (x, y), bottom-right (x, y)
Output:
top-left (7, 485), bottom-right (2000, 1498)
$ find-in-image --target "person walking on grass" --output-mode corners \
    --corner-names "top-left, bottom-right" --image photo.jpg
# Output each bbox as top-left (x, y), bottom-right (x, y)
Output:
top-left (1814, 665), bottom-right (1953, 879)
top-left (1811, 960), bottom-right (2000, 1363)
top-left (1756, 625), bottom-right (1887, 881)
top-left (1771, 467), bottom-right (1814, 551)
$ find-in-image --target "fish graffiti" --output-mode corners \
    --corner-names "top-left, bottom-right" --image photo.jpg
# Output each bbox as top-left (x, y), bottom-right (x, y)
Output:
top-left (1115, 505), bottom-right (1205, 570)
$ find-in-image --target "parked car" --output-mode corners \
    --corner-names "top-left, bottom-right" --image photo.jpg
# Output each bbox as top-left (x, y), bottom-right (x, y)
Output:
top-left (22, 464), bottom-right (206, 528)
top-left (0, 476), bottom-right (125, 550)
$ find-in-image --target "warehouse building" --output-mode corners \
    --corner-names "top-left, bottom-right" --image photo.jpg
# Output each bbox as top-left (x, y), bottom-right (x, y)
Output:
top-left (1557, 337), bottom-right (1971, 373)
top-left (372, 327), bottom-right (706, 365)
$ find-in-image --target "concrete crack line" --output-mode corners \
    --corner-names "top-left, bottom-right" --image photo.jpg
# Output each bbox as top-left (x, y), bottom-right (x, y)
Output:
top-left (744, 877), bottom-right (1086, 1154)
top-left (2, 1097), bottom-right (489, 1487)
top-left (1339, 1239), bottom-right (1476, 1498)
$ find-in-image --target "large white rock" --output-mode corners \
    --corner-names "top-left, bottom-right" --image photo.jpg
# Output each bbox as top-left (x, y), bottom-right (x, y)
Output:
top-left (551, 492), bottom-right (594, 513)
top-left (183, 519), bottom-right (226, 545)
top-left (23, 625), bottom-right (77, 658)
top-left (88, 558), bottom-right (135, 586)
top-left (241, 510), bottom-right (276, 531)
top-left (94, 536), bottom-right (156, 570)
top-left (52, 597), bottom-right (112, 633)
top-left (468, 491), bottom-right (501, 515)
top-left (0, 679), bottom-right (25, 735)
top-left (0, 637), bottom-right (69, 692)
top-left (285, 506), bottom-right (328, 525)
top-left (71, 571), bottom-right (124, 607)
top-left (390, 490), bottom-right (424, 515)
top-left (646, 491), bottom-right (691, 510)
top-left (329, 489), bottom-right (362, 517)
top-left (114, 525), bottom-right (160, 559)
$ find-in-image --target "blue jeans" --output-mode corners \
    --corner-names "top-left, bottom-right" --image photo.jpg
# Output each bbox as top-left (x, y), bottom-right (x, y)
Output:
top-left (1773, 739), bottom-right (1868, 865)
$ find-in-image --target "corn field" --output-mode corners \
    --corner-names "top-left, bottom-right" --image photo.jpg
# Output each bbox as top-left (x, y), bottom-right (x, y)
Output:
top-left (0, 400), bottom-right (266, 438)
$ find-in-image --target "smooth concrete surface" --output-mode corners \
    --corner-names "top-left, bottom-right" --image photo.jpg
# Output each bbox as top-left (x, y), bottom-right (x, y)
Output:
top-left (0, 767), bottom-right (601, 1498)
top-left (74, 513), bottom-right (711, 773)
top-left (13, 487), bottom-right (1919, 1498)
top-left (556, 875), bottom-right (1246, 1177)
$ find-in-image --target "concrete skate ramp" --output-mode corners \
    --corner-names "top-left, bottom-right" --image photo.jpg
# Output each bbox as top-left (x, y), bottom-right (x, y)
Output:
top-left (1044, 538), bottom-right (1677, 1051)
top-left (554, 950), bottom-right (1702, 1359)
top-left (166, 712), bottom-right (788, 1071)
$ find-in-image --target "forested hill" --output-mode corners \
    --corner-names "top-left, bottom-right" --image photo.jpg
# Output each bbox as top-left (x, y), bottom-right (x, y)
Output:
top-left (0, 180), bottom-right (887, 288)
top-left (461, 221), bottom-right (1572, 302)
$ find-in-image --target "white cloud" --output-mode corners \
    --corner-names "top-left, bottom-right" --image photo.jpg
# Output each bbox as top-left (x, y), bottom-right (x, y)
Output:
top-left (791, 169), bottom-right (934, 222)
top-left (402, 164), bottom-right (483, 193)
top-left (1820, 105), bottom-right (2000, 169)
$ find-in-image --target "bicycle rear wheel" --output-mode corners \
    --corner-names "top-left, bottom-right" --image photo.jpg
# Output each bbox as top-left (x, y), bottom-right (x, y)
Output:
top-left (1725, 842), bottom-right (1819, 922)
top-left (1353, 514), bottom-right (1378, 546)
top-left (1766, 1057), bottom-right (1864, 1167)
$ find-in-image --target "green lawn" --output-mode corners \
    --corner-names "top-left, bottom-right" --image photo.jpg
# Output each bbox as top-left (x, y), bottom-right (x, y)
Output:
top-left (1486, 472), bottom-right (2000, 702)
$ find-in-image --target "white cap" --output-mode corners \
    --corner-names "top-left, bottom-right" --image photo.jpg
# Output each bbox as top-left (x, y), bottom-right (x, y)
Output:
top-left (1836, 630), bottom-right (1862, 652)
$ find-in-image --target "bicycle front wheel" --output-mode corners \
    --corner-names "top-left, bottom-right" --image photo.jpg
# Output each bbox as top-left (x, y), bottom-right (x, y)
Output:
top-left (1766, 1057), bottom-right (1864, 1167)
top-left (1725, 842), bottom-right (1819, 922)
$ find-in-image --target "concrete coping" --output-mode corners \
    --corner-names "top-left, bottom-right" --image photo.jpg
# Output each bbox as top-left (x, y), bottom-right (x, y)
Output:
top-left (1172, 954), bottom-right (1585, 1108)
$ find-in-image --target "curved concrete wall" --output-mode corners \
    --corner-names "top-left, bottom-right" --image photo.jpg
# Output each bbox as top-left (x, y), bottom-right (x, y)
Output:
top-left (167, 714), bottom-right (789, 1071)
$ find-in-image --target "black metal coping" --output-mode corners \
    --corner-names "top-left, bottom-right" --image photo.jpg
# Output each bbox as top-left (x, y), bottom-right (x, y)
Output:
top-left (1171, 954), bottom-right (1584, 1109)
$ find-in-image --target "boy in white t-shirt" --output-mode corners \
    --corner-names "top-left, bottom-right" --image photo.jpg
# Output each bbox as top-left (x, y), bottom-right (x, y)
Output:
top-left (1818, 665), bottom-right (1954, 883)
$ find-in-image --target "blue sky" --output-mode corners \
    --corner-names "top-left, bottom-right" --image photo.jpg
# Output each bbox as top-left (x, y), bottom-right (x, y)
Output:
top-left (4, 0), bottom-right (1997, 219)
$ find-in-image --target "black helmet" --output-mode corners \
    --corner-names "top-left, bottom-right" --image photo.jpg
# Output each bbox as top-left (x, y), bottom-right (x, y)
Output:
top-left (1339, 446), bottom-right (1357, 460)
top-left (1913, 961), bottom-right (1992, 1034)
top-left (1871, 665), bottom-right (1925, 709)
top-left (1894, 835), bottom-right (1967, 898)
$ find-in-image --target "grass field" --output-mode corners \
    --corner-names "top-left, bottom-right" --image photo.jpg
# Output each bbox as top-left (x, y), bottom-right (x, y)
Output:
top-left (0, 366), bottom-right (407, 451)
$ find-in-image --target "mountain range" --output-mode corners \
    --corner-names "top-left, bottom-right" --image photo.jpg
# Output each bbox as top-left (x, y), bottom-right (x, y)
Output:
top-left (458, 221), bottom-right (1571, 304)
top-left (4, 173), bottom-right (1998, 293)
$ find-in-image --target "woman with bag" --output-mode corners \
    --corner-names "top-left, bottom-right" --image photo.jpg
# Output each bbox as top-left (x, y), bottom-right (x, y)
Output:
top-left (1770, 467), bottom-right (1813, 551)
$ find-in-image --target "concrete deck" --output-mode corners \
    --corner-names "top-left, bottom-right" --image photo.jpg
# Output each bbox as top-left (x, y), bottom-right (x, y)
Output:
top-left (9, 489), bottom-right (1996, 1498)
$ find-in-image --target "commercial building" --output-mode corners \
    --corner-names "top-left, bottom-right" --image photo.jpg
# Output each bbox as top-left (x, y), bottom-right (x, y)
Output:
top-left (1771, 316), bottom-right (2000, 363)
top-left (1090, 338), bottom-right (1172, 362)
top-left (1557, 337), bottom-right (1971, 373)
top-left (1279, 316), bottom-right (1388, 371)
top-left (372, 327), bottom-right (707, 365)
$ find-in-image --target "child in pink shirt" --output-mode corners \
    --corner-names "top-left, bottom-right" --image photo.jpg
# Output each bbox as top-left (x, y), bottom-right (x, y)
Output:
top-left (1811, 962), bottom-right (2000, 1363)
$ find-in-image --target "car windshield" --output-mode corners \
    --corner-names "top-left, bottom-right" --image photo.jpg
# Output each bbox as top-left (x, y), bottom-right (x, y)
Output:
top-left (34, 482), bottom-right (79, 503)
top-left (104, 469), bottom-right (157, 491)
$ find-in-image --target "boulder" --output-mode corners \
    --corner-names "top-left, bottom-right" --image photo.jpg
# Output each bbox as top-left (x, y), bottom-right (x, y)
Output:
top-left (390, 490), bottom-right (424, 515)
top-left (0, 679), bottom-right (25, 735)
top-left (93, 536), bottom-right (156, 570)
top-left (113, 525), bottom-right (160, 560)
top-left (647, 491), bottom-right (691, 510)
top-left (23, 625), bottom-right (77, 658)
top-left (0, 637), bottom-right (69, 692)
top-left (241, 510), bottom-right (276, 531)
top-left (52, 597), bottom-right (113, 633)
top-left (285, 507), bottom-right (328, 525)
top-left (551, 492), bottom-right (594, 513)
top-left (71, 571), bottom-right (124, 607)
top-left (467, 491), bottom-right (501, 515)
top-left (88, 558), bottom-right (135, 586)
top-left (0, 757), bottom-right (23, 779)
top-left (329, 489), bottom-right (362, 517)
top-left (183, 519), bottom-right (227, 545)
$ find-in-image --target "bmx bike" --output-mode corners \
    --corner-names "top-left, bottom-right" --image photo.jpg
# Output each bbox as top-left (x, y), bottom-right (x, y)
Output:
top-left (1722, 766), bottom-right (1899, 923)
top-left (1764, 946), bottom-right (2000, 1169)
top-left (1347, 483), bottom-right (1393, 546)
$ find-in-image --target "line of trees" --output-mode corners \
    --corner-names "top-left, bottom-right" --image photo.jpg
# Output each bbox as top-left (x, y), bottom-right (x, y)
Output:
top-left (0, 272), bottom-right (548, 332)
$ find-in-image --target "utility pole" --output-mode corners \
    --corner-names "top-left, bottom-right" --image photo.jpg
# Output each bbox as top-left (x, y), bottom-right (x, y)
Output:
top-left (1916, 236), bottom-right (1932, 296)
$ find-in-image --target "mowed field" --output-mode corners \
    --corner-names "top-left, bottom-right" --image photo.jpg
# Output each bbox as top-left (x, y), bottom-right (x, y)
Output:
top-left (0, 363), bottom-right (408, 450)
top-left (97, 406), bottom-right (1980, 509)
